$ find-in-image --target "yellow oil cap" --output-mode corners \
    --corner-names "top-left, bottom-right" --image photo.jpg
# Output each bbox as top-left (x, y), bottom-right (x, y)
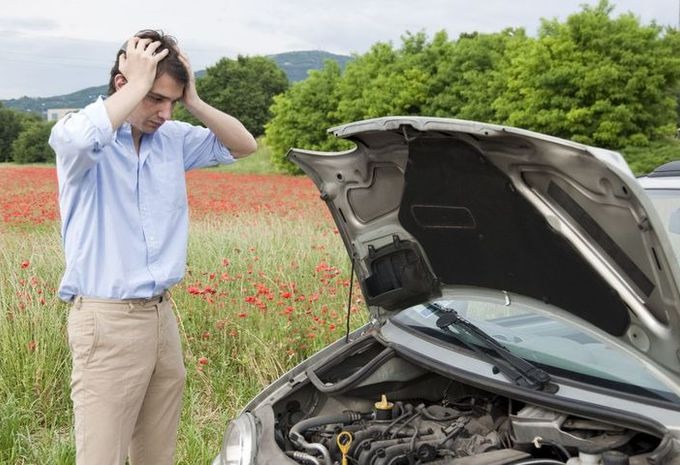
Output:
top-left (374, 394), bottom-right (393, 411)
top-left (374, 394), bottom-right (394, 420)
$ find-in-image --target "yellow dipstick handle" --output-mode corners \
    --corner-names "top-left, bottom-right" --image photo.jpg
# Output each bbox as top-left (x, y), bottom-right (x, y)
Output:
top-left (336, 431), bottom-right (353, 465)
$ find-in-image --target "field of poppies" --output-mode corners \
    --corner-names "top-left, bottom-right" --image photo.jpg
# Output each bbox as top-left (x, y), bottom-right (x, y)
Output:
top-left (0, 164), bottom-right (366, 464)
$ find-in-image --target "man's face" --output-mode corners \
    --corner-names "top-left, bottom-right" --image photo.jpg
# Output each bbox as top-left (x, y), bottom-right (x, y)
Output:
top-left (127, 73), bottom-right (184, 134)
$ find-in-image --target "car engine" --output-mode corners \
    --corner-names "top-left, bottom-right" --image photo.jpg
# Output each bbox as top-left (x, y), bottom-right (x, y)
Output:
top-left (265, 336), bottom-right (670, 465)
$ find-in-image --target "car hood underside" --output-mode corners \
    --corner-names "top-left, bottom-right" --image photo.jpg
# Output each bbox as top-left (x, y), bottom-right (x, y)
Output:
top-left (288, 117), bottom-right (680, 378)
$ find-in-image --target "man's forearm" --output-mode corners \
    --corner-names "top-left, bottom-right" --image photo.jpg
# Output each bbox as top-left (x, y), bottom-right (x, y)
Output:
top-left (183, 99), bottom-right (257, 158)
top-left (103, 81), bottom-right (149, 131)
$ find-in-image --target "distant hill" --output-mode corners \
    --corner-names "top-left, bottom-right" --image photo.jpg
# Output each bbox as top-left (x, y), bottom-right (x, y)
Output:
top-left (267, 50), bottom-right (352, 82)
top-left (1, 50), bottom-right (352, 114)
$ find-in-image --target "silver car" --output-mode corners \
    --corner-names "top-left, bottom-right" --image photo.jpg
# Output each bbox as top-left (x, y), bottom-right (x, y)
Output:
top-left (214, 118), bottom-right (680, 465)
top-left (638, 162), bottom-right (680, 265)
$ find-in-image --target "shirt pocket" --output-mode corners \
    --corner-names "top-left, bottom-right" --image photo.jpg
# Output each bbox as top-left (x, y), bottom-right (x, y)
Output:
top-left (152, 156), bottom-right (188, 212)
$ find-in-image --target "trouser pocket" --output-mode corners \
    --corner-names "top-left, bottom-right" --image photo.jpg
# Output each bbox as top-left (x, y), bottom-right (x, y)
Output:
top-left (67, 306), bottom-right (98, 366)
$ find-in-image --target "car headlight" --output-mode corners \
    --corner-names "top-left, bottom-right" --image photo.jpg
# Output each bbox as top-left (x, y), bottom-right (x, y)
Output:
top-left (215, 412), bottom-right (257, 465)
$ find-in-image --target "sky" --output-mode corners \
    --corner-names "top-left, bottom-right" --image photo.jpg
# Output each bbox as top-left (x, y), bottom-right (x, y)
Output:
top-left (1, 0), bottom-right (677, 99)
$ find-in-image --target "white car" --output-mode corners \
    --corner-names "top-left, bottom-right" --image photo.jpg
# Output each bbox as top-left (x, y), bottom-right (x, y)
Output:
top-left (214, 118), bottom-right (680, 465)
top-left (638, 161), bottom-right (680, 265)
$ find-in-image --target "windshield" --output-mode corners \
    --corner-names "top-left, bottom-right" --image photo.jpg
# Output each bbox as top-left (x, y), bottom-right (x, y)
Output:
top-left (644, 188), bottom-right (680, 263)
top-left (391, 291), bottom-right (680, 404)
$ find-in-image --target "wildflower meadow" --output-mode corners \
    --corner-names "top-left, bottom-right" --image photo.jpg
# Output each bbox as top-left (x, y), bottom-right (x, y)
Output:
top-left (0, 158), bottom-right (366, 464)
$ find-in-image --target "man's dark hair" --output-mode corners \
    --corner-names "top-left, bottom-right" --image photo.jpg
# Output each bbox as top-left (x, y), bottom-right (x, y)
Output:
top-left (107, 29), bottom-right (189, 95)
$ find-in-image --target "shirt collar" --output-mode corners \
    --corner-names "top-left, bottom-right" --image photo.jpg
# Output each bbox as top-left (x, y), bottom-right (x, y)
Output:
top-left (114, 121), bottom-right (133, 144)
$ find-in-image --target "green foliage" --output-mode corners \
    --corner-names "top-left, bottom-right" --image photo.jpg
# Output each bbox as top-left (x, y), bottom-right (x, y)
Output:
top-left (335, 32), bottom-right (436, 120)
top-left (266, 60), bottom-right (353, 174)
top-left (0, 104), bottom-right (23, 163)
top-left (265, 1), bottom-right (680, 162)
top-left (493, 0), bottom-right (680, 148)
top-left (174, 56), bottom-right (288, 138)
top-left (621, 138), bottom-right (680, 175)
top-left (208, 138), bottom-right (278, 174)
top-left (0, 105), bottom-right (41, 163)
top-left (11, 120), bottom-right (56, 164)
top-left (265, 31), bottom-right (514, 171)
top-left (424, 29), bottom-right (528, 122)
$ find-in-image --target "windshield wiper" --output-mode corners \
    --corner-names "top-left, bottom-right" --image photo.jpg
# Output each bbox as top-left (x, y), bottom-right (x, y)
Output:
top-left (428, 303), bottom-right (554, 392)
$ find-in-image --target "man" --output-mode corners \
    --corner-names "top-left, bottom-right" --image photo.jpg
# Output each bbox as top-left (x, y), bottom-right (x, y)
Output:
top-left (49, 30), bottom-right (257, 465)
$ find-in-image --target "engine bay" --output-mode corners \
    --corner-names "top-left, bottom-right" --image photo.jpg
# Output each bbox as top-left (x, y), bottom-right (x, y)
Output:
top-left (262, 336), bottom-right (670, 465)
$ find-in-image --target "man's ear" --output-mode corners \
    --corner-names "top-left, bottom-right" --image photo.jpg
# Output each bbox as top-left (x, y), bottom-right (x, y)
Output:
top-left (113, 73), bottom-right (128, 92)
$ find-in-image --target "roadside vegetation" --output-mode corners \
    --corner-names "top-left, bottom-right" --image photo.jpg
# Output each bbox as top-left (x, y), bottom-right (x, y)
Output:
top-left (265, 0), bottom-right (680, 174)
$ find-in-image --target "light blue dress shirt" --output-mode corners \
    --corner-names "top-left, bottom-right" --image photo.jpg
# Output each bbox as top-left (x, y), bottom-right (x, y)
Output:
top-left (49, 98), bottom-right (234, 301)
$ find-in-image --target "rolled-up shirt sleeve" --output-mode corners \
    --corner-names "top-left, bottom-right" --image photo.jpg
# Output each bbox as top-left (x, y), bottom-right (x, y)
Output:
top-left (49, 98), bottom-right (114, 184)
top-left (175, 121), bottom-right (235, 171)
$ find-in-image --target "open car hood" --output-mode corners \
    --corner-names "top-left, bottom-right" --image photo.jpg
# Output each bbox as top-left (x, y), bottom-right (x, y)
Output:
top-left (288, 117), bottom-right (680, 377)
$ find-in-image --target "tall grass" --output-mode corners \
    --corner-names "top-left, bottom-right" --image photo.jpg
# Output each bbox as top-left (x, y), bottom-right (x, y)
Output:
top-left (208, 141), bottom-right (281, 174)
top-left (0, 213), bottom-right (366, 464)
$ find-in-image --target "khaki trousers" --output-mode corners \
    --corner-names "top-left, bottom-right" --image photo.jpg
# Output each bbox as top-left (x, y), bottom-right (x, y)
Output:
top-left (67, 292), bottom-right (186, 465)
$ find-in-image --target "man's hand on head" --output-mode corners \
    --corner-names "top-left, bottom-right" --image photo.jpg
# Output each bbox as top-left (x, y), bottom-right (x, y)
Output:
top-left (103, 36), bottom-right (170, 132)
top-left (118, 37), bottom-right (170, 94)
top-left (177, 51), bottom-right (201, 112)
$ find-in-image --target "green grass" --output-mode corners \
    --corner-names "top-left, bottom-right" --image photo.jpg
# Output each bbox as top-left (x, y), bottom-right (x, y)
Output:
top-left (0, 215), bottom-right (366, 464)
top-left (208, 141), bottom-right (280, 174)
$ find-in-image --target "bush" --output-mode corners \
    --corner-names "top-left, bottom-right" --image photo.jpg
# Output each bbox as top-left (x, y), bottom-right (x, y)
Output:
top-left (0, 106), bottom-right (40, 163)
top-left (266, 60), bottom-right (352, 174)
top-left (620, 138), bottom-right (680, 175)
top-left (173, 56), bottom-right (288, 138)
top-left (11, 121), bottom-right (56, 164)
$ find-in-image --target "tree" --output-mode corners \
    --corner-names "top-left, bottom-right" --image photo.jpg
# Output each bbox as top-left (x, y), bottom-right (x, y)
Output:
top-left (0, 104), bottom-right (36, 162)
top-left (492, 0), bottom-right (680, 147)
top-left (265, 32), bottom-right (463, 173)
top-left (334, 31), bottom-right (447, 122)
top-left (265, 60), bottom-right (352, 174)
top-left (11, 120), bottom-right (56, 164)
top-left (264, 2), bottom-right (680, 169)
top-left (424, 29), bottom-right (528, 122)
top-left (173, 55), bottom-right (288, 137)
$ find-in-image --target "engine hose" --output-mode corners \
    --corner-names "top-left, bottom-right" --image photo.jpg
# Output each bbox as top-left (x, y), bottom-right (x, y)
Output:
top-left (290, 411), bottom-right (364, 439)
top-left (287, 438), bottom-right (331, 465)
top-left (382, 404), bottom-right (413, 435)
top-left (289, 411), bottom-right (364, 465)
top-left (510, 460), bottom-right (566, 465)
top-left (286, 451), bottom-right (321, 465)
top-left (534, 439), bottom-right (571, 461)
top-left (306, 346), bottom-right (396, 394)
top-left (389, 409), bottom-right (422, 438)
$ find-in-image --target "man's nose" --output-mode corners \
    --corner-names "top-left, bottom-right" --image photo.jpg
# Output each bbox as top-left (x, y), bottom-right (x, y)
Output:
top-left (159, 102), bottom-right (173, 120)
